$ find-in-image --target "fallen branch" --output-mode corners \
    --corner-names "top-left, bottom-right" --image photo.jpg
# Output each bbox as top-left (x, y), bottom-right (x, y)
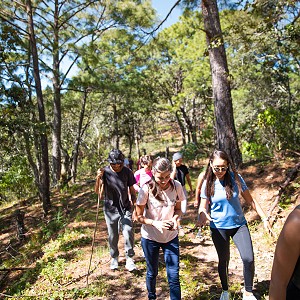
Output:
top-left (0, 267), bottom-right (31, 271)
top-left (269, 161), bottom-right (300, 215)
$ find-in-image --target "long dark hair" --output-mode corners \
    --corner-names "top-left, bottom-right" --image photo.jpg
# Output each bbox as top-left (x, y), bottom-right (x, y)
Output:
top-left (148, 157), bottom-right (174, 202)
top-left (203, 149), bottom-right (240, 200)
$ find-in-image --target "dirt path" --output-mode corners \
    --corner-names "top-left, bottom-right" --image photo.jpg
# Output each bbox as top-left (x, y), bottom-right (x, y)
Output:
top-left (1, 158), bottom-right (299, 299)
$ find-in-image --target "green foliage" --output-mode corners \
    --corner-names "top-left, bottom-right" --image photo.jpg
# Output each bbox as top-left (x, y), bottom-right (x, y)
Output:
top-left (0, 0), bottom-right (299, 210)
top-left (8, 262), bottom-right (43, 296)
top-left (241, 141), bottom-right (269, 161)
top-left (41, 258), bottom-right (70, 286)
top-left (0, 155), bottom-right (36, 203)
top-left (40, 209), bottom-right (67, 241)
top-left (181, 142), bottom-right (199, 161)
top-left (257, 106), bottom-right (298, 154)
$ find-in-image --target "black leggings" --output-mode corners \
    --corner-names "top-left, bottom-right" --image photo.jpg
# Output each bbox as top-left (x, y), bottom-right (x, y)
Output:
top-left (211, 225), bottom-right (254, 292)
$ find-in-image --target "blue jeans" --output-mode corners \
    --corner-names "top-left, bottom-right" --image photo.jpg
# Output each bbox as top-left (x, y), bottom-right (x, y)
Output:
top-left (141, 236), bottom-right (181, 300)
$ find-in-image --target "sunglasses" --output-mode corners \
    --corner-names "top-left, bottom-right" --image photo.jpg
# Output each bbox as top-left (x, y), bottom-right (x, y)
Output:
top-left (110, 163), bottom-right (122, 166)
top-left (213, 166), bottom-right (228, 172)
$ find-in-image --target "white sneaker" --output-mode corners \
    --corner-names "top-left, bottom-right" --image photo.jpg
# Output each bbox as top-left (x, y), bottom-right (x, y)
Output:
top-left (125, 257), bottom-right (136, 272)
top-left (243, 291), bottom-right (257, 300)
top-left (220, 290), bottom-right (230, 300)
top-left (110, 257), bottom-right (118, 270)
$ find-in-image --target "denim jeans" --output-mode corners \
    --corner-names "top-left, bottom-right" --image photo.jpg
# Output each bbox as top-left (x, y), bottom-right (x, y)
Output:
top-left (141, 236), bottom-right (181, 300)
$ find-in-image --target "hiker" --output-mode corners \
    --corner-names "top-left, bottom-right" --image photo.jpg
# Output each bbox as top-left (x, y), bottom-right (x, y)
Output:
top-left (197, 149), bottom-right (273, 300)
top-left (128, 155), bottom-right (134, 170)
top-left (133, 155), bottom-right (153, 192)
top-left (94, 149), bottom-right (137, 271)
top-left (170, 152), bottom-right (193, 236)
top-left (269, 204), bottom-right (300, 299)
top-left (136, 157), bottom-right (185, 300)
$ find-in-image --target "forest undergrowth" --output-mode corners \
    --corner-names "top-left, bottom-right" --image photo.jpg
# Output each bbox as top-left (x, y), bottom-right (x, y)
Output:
top-left (0, 156), bottom-right (299, 300)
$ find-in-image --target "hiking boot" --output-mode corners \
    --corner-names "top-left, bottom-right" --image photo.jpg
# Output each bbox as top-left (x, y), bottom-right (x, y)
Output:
top-left (243, 291), bottom-right (257, 300)
top-left (125, 257), bottom-right (136, 272)
top-left (110, 257), bottom-right (118, 270)
top-left (220, 290), bottom-right (230, 300)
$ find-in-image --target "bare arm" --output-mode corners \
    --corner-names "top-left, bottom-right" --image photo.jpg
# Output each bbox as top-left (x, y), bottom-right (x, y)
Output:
top-left (129, 185), bottom-right (137, 222)
top-left (241, 189), bottom-right (274, 235)
top-left (197, 197), bottom-right (212, 227)
top-left (185, 173), bottom-right (193, 196)
top-left (136, 204), bottom-right (153, 225)
top-left (173, 200), bottom-right (182, 229)
top-left (129, 186), bottom-right (137, 204)
top-left (136, 203), bottom-right (179, 231)
top-left (194, 171), bottom-right (205, 208)
top-left (170, 161), bottom-right (176, 180)
top-left (269, 208), bottom-right (300, 299)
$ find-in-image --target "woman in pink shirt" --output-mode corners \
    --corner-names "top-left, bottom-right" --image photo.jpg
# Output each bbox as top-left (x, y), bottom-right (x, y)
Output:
top-left (133, 155), bottom-right (153, 192)
top-left (136, 157), bottom-right (185, 300)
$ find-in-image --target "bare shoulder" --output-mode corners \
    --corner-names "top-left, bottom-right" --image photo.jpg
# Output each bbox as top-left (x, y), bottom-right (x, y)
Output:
top-left (287, 205), bottom-right (300, 224)
top-left (282, 205), bottom-right (300, 242)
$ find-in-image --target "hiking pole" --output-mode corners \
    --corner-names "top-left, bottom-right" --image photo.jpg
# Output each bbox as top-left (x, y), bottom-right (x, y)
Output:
top-left (86, 176), bottom-right (103, 287)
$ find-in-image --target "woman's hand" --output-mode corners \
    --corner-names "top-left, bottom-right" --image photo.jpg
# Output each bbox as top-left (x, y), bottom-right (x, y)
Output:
top-left (152, 220), bottom-right (175, 233)
top-left (132, 208), bottom-right (138, 223)
top-left (197, 209), bottom-right (212, 227)
top-left (263, 218), bottom-right (275, 237)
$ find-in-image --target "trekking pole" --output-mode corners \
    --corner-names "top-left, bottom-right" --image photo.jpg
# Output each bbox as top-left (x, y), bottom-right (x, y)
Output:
top-left (86, 175), bottom-right (103, 287)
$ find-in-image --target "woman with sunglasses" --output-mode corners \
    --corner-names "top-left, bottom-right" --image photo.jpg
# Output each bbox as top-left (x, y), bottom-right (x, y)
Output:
top-left (197, 149), bottom-right (273, 300)
top-left (136, 157), bottom-right (185, 300)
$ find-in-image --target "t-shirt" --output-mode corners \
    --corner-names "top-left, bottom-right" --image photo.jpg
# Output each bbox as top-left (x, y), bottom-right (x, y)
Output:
top-left (102, 166), bottom-right (136, 213)
top-left (200, 173), bottom-right (248, 229)
top-left (133, 168), bottom-right (152, 192)
top-left (137, 180), bottom-right (185, 243)
top-left (175, 165), bottom-right (189, 186)
top-left (290, 257), bottom-right (300, 290)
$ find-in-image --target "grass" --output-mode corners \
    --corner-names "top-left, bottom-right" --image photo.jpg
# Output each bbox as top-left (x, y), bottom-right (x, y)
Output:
top-left (1, 138), bottom-right (298, 299)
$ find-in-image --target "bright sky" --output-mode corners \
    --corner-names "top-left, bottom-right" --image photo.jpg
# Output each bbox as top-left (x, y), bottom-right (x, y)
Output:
top-left (151, 0), bottom-right (182, 29)
top-left (42, 1), bottom-right (182, 87)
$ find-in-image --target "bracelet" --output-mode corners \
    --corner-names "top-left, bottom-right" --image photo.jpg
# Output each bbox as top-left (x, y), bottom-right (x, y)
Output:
top-left (149, 219), bottom-right (154, 226)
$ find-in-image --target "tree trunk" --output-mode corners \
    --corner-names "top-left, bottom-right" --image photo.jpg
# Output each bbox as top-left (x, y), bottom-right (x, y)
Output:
top-left (26, 0), bottom-right (51, 215)
top-left (180, 105), bottom-right (197, 144)
top-left (134, 124), bottom-right (141, 160)
top-left (175, 111), bottom-right (186, 145)
top-left (112, 102), bottom-right (120, 149)
top-left (71, 89), bottom-right (88, 183)
top-left (202, 0), bottom-right (242, 167)
top-left (52, 0), bottom-right (62, 186)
